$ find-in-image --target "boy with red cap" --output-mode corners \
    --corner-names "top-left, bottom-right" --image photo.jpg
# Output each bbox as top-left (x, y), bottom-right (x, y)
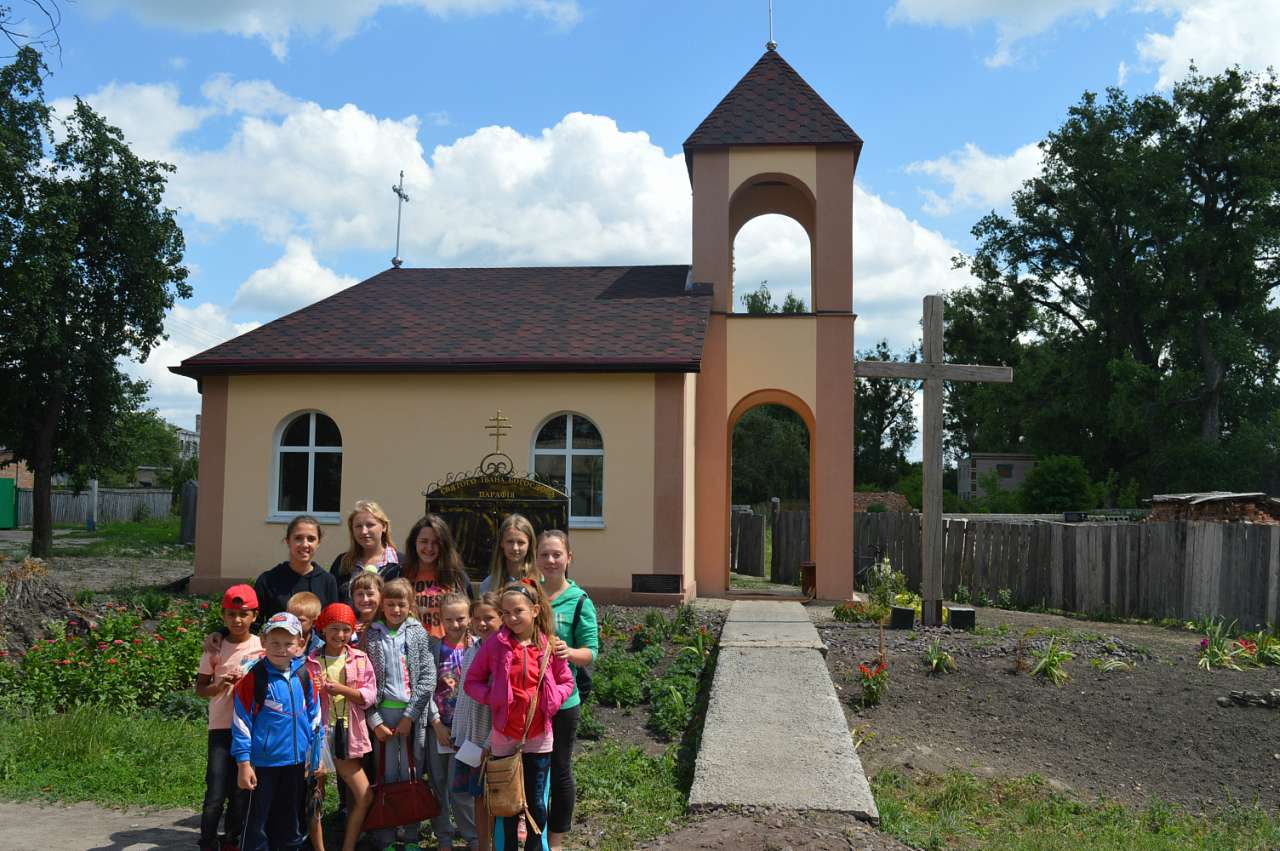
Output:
top-left (307, 603), bottom-right (378, 851)
top-left (196, 584), bottom-right (264, 851)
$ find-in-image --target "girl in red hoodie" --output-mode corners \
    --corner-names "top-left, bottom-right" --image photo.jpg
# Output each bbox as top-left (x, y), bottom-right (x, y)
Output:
top-left (463, 580), bottom-right (574, 849)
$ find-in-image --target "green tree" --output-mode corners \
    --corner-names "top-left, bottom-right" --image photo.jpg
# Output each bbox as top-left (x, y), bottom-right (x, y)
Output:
top-left (96, 409), bottom-right (181, 488)
top-left (0, 48), bottom-right (189, 555)
top-left (731, 405), bottom-right (809, 505)
top-left (951, 66), bottom-right (1280, 495)
top-left (855, 340), bottom-right (919, 488)
top-left (740, 281), bottom-right (807, 315)
top-left (1020, 455), bottom-right (1094, 513)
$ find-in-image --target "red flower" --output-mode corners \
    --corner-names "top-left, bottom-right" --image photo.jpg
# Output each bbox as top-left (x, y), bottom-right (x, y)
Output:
top-left (176, 627), bottom-right (188, 634)
top-left (97, 643), bottom-right (108, 650)
top-left (106, 658), bottom-right (118, 665)
top-left (200, 602), bottom-right (210, 610)
top-left (112, 639), bottom-right (124, 646)
top-left (132, 639), bottom-right (143, 645)
top-left (59, 659), bottom-right (70, 665)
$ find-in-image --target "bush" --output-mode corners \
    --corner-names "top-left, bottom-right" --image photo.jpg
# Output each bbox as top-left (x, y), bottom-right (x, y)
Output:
top-left (1020, 455), bottom-right (1094, 513)
top-left (4, 598), bottom-right (213, 713)
top-left (593, 651), bottom-right (648, 708)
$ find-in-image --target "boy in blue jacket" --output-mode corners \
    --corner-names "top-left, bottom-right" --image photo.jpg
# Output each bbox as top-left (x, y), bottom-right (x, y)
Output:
top-left (232, 611), bottom-right (324, 851)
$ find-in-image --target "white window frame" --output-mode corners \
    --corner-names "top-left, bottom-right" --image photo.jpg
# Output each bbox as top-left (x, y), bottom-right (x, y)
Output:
top-left (267, 411), bottom-right (343, 525)
top-left (531, 412), bottom-right (605, 529)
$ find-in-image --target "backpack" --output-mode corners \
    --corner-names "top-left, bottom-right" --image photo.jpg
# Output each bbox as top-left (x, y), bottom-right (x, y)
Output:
top-left (570, 596), bottom-right (593, 701)
top-left (247, 657), bottom-right (314, 719)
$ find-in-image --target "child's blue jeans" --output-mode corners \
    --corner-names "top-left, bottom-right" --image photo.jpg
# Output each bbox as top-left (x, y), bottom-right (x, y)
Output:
top-left (241, 763), bottom-right (307, 851)
top-left (496, 752), bottom-right (551, 851)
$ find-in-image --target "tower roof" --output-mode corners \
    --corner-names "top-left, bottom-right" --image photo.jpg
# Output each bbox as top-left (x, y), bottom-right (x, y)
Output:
top-left (683, 48), bottom-right (862, 152)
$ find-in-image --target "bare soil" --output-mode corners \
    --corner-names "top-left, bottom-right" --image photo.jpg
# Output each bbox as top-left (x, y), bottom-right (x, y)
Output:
top-left (815, 605), bottom-right (1280, 813)
top-left (638, 810), bottom-right (909, 850)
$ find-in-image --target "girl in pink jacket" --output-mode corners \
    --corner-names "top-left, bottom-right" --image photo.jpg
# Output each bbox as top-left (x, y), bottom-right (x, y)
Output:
top-left (307, 603), bottom-right (378, 851)
top-left (464, 580), bottom-right (574, 849)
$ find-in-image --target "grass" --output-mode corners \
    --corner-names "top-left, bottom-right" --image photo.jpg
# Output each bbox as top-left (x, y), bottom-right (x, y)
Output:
top-left (0, 709), bottom-right (206, 809)
top-left (575, 742), bottom-right (687, 849)
top-left (50, 517), bottom-right (190, 561)
top-left (873, 770), bottom-right (1280, 851)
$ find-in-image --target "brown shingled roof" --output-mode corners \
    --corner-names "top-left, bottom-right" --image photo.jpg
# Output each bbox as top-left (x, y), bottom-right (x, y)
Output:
top-left (172, 265), bottom-right (711, 378)
top-left (684, 48), bottom-right (862, 151)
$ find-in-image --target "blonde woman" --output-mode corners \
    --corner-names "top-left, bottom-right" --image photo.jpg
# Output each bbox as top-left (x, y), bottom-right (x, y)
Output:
top-left (328, 500), bottom-right (399, 604)
top-left (479, 513), bottom-right (537, 594)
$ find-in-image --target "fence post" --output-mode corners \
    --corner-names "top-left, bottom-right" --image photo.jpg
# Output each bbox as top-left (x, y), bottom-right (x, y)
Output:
top-left (87, 479), bottom-right (98, 532)
top-left (179, 481), bottom-right (199, 546)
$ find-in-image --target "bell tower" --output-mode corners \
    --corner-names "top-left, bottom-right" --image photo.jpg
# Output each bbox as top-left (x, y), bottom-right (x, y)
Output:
top-left (685, 46), bottom-right (861, 598)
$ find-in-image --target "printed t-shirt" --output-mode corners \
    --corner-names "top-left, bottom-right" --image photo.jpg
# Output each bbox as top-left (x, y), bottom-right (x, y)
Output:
top-left (323, 652), bottom-right (348, 722)
top-left (198, 634), bottom-right (263, 730)
top-left (434, 636), bottom-right (472, 727)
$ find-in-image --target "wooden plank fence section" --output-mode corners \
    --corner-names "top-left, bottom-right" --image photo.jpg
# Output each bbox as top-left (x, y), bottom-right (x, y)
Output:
top-left (771, 510), bottom-right (809, 585)
top-left (16, 488), bottom-right (171, 526)
top-left (844, 513), bottom-right (1280, 628)
top-left (732, 512), bottom-right (765, 577)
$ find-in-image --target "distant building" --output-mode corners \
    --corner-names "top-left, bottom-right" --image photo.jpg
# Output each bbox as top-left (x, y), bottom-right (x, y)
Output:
top-left (0, 449), bottom-right (34, 489)
top-left (174, 422), bottom-right (199, 460)
top-left (957, 452), bottom-right (1037, 501)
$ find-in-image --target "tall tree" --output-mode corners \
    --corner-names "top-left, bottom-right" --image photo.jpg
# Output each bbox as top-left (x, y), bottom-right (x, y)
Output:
top-left (740, 281), bottom-right (807, 315)
top-left (0, 48), bottom-right (189, 555)
top-left (953, 66), bottom-right (1280, 495)
top-left (731, 405), bottom-right (809, 505)
top-left (854, 340), bottom-right (919, 488)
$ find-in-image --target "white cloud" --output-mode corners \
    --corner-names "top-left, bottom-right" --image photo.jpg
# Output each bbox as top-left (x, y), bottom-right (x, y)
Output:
top-left (168, 56), bottom-right (189, 70)
top-left (1137, 0), bottom-right (1280, 88)
top-left (51, 82), bottom-right (209, 160)
top-left (232, 237), bottom-right (359, 314)
top-left (1117, 60), bottom-right (1130, 85)
top-left (906, 142), bottom-right (1042, 216)
top-left (126, 303), bottom-right (260, 425)
top-left (889, 0), bottom-right (1119, 66)
top-left (201, 75), bottom-right (297, 117)
top-left (83, 0), bottom-right (582, 59)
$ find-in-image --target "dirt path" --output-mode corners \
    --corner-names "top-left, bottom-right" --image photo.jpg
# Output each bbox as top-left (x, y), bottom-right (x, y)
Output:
top-left (0, 800), bottom-right (198, 849)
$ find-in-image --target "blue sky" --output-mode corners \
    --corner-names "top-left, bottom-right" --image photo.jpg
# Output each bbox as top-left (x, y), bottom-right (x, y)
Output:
top-left (26, 0), bottom-right (1280, 427)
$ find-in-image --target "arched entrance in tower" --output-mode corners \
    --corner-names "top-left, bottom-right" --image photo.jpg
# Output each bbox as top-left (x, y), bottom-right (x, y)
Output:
top-left (727, 390), bottom-right (815, 595)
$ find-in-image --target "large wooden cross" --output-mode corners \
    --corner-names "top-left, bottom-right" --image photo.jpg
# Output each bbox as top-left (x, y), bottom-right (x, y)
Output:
top-left (854, 295), bottom-right (1013, 626)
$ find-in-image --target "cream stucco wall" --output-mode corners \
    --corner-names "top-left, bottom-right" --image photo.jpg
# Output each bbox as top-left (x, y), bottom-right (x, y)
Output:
top-left (217, 372), bottom-right (657, 592)
top-left (728, 146), bottom-right (817, 198)
top-left (724, 316), bottom-right (818, 415)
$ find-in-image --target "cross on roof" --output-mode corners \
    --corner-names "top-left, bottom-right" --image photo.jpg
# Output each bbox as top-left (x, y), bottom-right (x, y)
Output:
top-left (854, 295), bottom-right (1013, 625)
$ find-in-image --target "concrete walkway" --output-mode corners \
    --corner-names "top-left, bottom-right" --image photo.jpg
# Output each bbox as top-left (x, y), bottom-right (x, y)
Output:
top-left (690, 601), bottom-right (879, 822)
top-left (0, 800), bottom-right (198, 849)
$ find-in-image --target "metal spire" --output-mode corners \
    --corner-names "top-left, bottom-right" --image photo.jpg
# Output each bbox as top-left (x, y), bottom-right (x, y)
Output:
top-left (391, 170), bottom-right (410, 268)
top-left (767, 0), bottom-right (777, 51)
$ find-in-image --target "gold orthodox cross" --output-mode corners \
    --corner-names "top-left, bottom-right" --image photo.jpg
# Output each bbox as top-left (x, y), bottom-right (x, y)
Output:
top-left (485, 410), bottom-right (511, 453)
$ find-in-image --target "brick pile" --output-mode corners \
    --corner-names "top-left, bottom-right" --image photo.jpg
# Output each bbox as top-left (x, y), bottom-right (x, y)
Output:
top-left (852, 491), bottom-right (913, 513)
top-left (1146, 492), bottom-right (1280, 525)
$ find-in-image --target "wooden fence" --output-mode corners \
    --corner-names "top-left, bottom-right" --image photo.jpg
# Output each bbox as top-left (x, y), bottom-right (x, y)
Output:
top-left (17, 488), bottom-right (173, 526)
top-left (851, 513), bottom-right (1280, 629)
top-left (771, 510), bottom-right (809, 585)
top-left (731, 511), bottom-right (765, 577)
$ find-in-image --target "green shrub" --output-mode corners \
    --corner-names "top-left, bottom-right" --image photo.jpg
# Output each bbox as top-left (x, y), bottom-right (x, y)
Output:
top-left (593, 651), bottom-right (648, 708)
top-left (833, 600), bottom-right (889, 623)
top-left (7, 599), bottom-right (210, 712)
top-left (577, 700), bottom-right (604, 741)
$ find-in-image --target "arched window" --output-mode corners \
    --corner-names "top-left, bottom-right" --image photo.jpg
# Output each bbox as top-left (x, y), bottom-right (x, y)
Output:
top-left (532, 413), bottom-right (604, 526)
top-left (273, 412), bottom-right (342, 520)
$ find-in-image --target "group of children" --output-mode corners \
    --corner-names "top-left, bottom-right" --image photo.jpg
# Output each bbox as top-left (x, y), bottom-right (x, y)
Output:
top-left (197, 518), bottom-right (591, 851)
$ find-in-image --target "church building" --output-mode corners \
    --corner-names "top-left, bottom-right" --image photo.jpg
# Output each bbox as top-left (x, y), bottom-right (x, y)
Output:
top-left (175, 47), bottom-right (862, 604)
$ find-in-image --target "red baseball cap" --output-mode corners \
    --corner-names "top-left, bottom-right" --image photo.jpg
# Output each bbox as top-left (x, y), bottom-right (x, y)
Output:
top-left (222, 584), bottom-right (259, 611)
top-left (316, 603), bottom-right (357, 632)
